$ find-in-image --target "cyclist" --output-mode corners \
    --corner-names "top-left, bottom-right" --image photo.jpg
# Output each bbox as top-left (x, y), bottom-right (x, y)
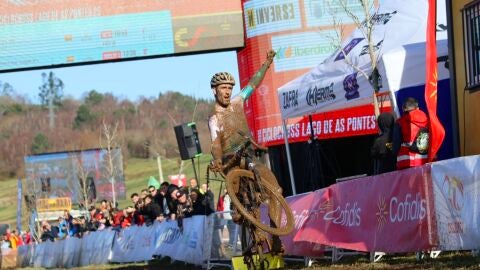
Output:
top-left (208, 50), bottom-right (286, 254)
top-left (208, 50), bottom-right (276, 173)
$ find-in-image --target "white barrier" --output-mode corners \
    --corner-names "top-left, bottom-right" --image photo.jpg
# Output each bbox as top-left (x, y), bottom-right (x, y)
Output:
top-left (23, 214), bottom-right (213, 268)
top-left (89, 229), bottom-right (116, 265)
top-left (432, 155), bottom-right (480, 250)
top-left (61, 237), bottom-right (81, 268)
top-left (153, 215), bottom-right (214, 265)
top-left (111, 224), bottom-right (157, 263)
top-left (16, 244), bottom-right (34, 268)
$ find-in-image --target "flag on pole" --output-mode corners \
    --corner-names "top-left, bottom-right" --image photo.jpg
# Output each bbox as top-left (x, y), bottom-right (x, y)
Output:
top-left (425, 0), bottom-right (445, 161)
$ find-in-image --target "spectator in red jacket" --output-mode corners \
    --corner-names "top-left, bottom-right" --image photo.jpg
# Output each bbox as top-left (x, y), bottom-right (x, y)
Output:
top-left (395, 97), bottom-right (429, 169)
top-left (112, 206), bottom-right (135, 229)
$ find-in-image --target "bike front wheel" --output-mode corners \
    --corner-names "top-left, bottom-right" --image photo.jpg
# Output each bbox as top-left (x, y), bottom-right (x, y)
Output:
top-left (226, 167), bottom-right (295, 236)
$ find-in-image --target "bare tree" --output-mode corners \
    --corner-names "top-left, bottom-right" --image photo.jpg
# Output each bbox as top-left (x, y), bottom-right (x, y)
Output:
top-left (330, 0), bottom-right (383, 116)
top-left (100, 119), bottom-right (119, 207)
top-left (75, 152), bottom-right (92, 218)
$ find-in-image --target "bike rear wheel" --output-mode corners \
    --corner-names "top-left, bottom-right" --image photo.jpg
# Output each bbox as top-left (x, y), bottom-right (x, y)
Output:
top-left (226, 166), bottom-right (294, 236)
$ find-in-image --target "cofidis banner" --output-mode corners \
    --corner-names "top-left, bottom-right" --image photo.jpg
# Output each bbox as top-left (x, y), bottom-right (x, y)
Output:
top-left (293, 165), bottom-right (438, 252)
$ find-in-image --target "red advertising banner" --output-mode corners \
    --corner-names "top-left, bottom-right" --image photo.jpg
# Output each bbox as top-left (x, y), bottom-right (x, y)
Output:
top-left (277, 192), bottom-right (325, 257)
top-left (238, 0), bottom-right (384, 146)
top-left (292, 165), bottom-right (438, 252)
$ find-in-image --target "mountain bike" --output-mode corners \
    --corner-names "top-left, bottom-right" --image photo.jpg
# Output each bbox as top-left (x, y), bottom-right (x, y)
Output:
top-left (207, 137), bottom-right (294, 269)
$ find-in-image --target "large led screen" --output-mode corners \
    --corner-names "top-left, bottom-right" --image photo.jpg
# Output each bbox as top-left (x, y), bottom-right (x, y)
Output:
top-left (24, 148), bottom-right (126, 204)
top-left (0, 0), bottom-right (244, 72)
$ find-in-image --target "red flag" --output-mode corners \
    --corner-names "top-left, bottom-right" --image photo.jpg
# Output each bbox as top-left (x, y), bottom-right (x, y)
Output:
top-left (425, 0), bottom-right (445, 162)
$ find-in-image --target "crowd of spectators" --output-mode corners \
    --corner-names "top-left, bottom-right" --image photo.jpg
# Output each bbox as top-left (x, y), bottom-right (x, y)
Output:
top-left (1, 176), bottom-right (239, 260)
top-left (1, 228), bottom-right (31, 249)
top-left (33, 177), bottom-right (218, 243)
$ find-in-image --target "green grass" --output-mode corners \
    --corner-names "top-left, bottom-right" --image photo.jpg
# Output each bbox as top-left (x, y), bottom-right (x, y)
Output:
top-left (0, 176), bottom-right (20, 227)
top-left (0, 154), bottom-right (223, 227)
top-left (20, 251), bottom-right (480, 269)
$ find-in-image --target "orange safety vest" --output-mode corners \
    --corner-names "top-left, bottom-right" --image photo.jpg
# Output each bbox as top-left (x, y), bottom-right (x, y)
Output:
top-left (396, 109), bottom-right (429, 169)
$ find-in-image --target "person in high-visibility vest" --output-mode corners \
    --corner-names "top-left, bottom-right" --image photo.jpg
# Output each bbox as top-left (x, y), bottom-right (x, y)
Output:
top-left (395, 97), bottom-right (429, 169)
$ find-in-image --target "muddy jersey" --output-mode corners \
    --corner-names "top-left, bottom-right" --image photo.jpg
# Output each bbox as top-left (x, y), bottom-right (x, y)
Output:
top-left (208, 95), bottom-right (251, 157)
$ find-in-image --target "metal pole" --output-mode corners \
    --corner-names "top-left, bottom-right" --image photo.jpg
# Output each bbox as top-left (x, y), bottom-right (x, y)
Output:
top-left (157, 154), bottom-right (165, 183)
top-left (282, 119), bottom-right (297, 195)
top-left (48, 90), bottom-right (54, 129)
top-left (191, 158), bottom-right (199, 184)
top-left (17, 178), bottom-right (22, 232)
top-left (445, 0), bottom-right (460, 157)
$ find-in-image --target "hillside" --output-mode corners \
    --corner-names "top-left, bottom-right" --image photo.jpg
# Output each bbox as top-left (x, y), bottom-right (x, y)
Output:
top-left (0, 89), bottom-right (215, 177)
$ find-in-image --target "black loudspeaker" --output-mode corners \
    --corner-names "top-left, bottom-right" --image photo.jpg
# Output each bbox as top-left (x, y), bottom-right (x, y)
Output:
top-left (174, 122), bottom-right (202, 160)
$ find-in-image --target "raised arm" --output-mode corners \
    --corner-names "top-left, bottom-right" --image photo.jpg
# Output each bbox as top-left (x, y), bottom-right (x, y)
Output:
top-left (239, 50), bottom-right (276, 101)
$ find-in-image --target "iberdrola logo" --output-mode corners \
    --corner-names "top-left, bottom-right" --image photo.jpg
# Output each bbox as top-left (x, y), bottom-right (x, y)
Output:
top-left (276, 47), bottom-right (293, 59)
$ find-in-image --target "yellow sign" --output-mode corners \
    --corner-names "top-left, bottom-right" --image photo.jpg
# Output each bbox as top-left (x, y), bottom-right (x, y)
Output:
top-left (232, 254), bottom-right (284, 270)
top-left (36, 197), bottom-right (72, 212)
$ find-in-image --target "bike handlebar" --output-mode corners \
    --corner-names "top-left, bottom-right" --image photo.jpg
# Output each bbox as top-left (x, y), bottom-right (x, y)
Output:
top-left (206, 136), bottom-right (267, 180)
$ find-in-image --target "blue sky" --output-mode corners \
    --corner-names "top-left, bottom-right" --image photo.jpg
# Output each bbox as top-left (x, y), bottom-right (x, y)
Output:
top-left (0, 51), bottom-right (240, 103)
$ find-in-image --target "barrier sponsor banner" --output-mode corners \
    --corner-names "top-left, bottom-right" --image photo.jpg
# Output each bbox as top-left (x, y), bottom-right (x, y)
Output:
top-left (16, 244), bottom-right (34, 268)
top-left (280, 192), bottom-right (324, 257)
top-left (1, 248), bottom-right (18, 269)
top-left (37, 240), bottom-right (60, 268)
top-left (90, 229), bottom-right (116, 265)
top-left (61, 237), bottom-right (82, 268)
top-left (294, 165), bottom-right (437, 252)
top-left (111, 225), bottom-right (157, 263)
top-left (32, 242), bottom-right (44, 267)
top-left (79, 232), bottom-right (94, 266)
top-left (431, 155), bottom-right (480, 250)
top-left (155, 215), bottom-right (213, 265)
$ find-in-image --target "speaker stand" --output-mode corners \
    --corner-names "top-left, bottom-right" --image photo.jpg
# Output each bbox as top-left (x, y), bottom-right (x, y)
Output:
top-left (191, 157), bottom-right (199, 185)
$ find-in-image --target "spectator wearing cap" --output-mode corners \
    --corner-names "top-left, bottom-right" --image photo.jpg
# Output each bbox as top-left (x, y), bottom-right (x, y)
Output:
top-left (174, 189), bottom-right (193, 231)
